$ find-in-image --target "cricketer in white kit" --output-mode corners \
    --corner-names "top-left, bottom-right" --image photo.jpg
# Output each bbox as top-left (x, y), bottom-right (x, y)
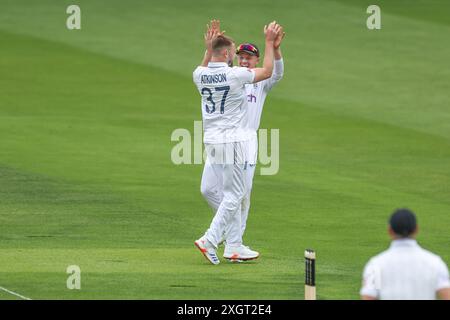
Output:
top-left (360, 209), bottom-right (450, 300)
top-left (200, 21), bottom-right (285, 256)
top-left (193, 21), bottom-right (282, 265)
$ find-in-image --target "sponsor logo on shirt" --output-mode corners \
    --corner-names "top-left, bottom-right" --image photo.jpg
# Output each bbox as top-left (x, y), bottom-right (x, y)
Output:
top-left (247, 93), bottom-right (257, 103)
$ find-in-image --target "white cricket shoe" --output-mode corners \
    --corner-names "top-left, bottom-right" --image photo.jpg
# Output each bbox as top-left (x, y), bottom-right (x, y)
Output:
top-left (223, 244), bottom-right (260, 261)
top-left (194, 237), bottom-right (220, 265)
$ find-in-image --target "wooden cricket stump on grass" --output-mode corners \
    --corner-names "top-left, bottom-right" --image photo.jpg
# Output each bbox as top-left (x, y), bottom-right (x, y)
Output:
top-left (305, 249), bottom-right (316, 300)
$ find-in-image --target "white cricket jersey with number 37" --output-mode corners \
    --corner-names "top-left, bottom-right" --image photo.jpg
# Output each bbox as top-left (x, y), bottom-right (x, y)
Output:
top-left (193, 62), bottom-right (256, 144)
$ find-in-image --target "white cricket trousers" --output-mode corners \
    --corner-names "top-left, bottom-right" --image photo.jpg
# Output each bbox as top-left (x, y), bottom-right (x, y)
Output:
top-left (201, 137), bottom-right (257, 246)
top-left (202, 140), bottom-right (250, 248)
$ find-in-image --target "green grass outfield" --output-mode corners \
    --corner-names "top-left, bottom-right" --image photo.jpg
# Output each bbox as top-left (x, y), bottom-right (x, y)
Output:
top-left (0, 0), bottom-right (449, 299)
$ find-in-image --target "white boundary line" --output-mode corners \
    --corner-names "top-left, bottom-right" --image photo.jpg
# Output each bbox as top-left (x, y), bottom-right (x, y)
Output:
top-left (0, 286), bottom-right (32, 300)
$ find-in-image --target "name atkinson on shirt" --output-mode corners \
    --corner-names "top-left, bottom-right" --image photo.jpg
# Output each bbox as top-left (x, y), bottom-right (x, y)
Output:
top-left (201, 73), bottom-right (227, 84)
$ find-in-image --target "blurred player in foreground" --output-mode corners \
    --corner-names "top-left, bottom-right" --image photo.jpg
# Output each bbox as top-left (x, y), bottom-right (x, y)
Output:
top-left (360, 208), bottom-right (450, 300)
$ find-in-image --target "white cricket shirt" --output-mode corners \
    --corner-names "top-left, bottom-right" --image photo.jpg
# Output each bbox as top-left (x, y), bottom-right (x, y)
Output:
top-left (245, 59), bottom-right (284, 131)
top-left (360, 239), bottom-right (450, 300)
top-left (193, 62), bottom-right (256, 144)
top-left (243, 59), bottom-right (284, 165)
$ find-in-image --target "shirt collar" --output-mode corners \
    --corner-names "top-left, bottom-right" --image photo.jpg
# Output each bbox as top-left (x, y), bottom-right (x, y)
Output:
top-left (390, 239), bottom-right (419, 248)
top-left (208, 62), bottom-right (228, 68)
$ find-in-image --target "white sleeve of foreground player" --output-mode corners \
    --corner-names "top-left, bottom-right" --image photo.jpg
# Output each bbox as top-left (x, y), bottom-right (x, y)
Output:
top-left (263, 58), bottom-right (284, 92)
top-left (436, 257), bottom-right (450, 290)
top-left (360, 258), bottom-right (380, 299)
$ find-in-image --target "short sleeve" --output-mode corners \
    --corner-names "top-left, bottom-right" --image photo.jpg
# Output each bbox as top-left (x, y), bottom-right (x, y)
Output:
top-left (436, 258), bottom-right (450, 290)
top-left (360, 259), bottom-right (380, 299)
top-left (193, 66), bottom-right (203, 84)
top-left (232, 67), bottom-right (255, 86)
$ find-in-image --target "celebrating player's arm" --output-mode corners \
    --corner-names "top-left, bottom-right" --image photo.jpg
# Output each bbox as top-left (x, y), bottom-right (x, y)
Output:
top-left (264, 26), bottom-right (285, 91)
top-left (274, 28), bottom-right (285, 60)
top-left (250, 21), bottom-right (280, 83)
top-left (200, 20), bottom-right (223, 67)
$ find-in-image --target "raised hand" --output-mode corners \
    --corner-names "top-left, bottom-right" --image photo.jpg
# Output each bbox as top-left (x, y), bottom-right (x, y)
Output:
top-left (264, 21), bottom-right (280, 43)
top-left (274, 26), bottom-right (285, 49)
top-left (211, 19), bottom-right (225, 36)
top-left (204, 23), bottom-right (218, 51)
top-left (204, 19), bottom-right (225, 51)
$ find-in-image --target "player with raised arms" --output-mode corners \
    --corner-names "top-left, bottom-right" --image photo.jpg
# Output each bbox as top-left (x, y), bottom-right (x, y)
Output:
top-left (199, 20), bottom-right (285, 261)
top-left (193, 21), bottom-right (281, 264)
